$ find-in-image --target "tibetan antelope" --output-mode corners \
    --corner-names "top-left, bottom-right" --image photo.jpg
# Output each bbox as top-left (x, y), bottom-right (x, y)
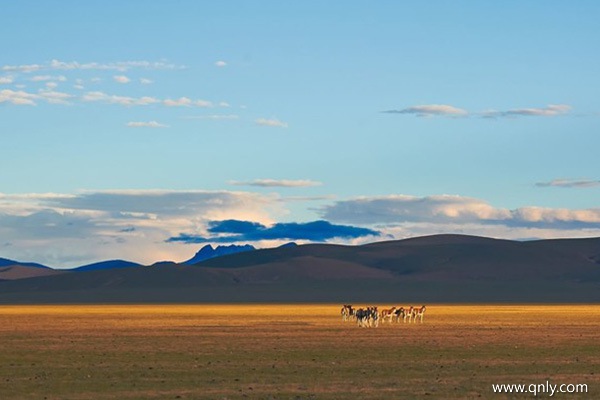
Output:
top-left (356, 306), bottom-right (379, 328)
top-left (413, 305), bottom-right (426, 323)
top-left (403, 306), bottom-right (414, 323)
top-left (379, 306), bottom-right (397, 323)
top-left (341, 304), bottom-right (355, 322)
top-left (392, 307), bottom-right (405, 323)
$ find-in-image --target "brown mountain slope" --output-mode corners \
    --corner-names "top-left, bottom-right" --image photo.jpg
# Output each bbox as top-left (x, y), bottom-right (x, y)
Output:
top-left (198, 234), bottom-right (600, 282)
top-left (0, 265), bottom-right (66, 281)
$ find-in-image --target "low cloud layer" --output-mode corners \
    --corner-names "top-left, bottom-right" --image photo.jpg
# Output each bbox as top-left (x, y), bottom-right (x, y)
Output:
top-left (0, 190), bottom-right (283, 267)
top-left (167, 219), bottom-right (379, 243)
top-left (321, 194), bottom-right (600, 229)
top-left (2, 190), bottom-right (599, 267)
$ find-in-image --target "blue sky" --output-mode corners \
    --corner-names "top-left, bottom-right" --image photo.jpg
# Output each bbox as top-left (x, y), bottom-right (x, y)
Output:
top-left (2, 2), bottom-right (599, 267)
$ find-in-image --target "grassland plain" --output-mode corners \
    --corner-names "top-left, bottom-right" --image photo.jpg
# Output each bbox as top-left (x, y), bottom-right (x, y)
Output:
top-left (0, 305), bottom-right (599, 399)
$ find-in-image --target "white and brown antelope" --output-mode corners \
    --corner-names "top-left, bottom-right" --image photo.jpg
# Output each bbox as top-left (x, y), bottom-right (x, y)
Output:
top-left (341, 304), bottom-right (355, 322)
top-left (413, 305), bottom-right (426, 323)
top-left (392, 307), bottom-right (405, 323)
top-left (403, 306), bottom-right (414, 323)
top-left (379, 306), bottom-right (397, 324)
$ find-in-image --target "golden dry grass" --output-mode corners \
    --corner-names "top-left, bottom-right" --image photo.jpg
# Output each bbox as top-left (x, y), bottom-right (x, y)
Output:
top-left (0, 304), bottom-right (599, 399)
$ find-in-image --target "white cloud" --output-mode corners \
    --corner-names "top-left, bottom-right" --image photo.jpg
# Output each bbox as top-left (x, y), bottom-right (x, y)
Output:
top-left (256, 118), bottom-right (288, 128)
top-left (219, 102), bottom-right (230, 107)
top-left (113, 75), bottom-right (131, 84)
top-left (0, 88), bottom-right (73, 105)
top-left (229, 179), bottom-right (322, 188)
top-left (482, 104), bottom-right (571, 118)
top-left (0, 89), bottom-right (37, 105)
top-left (0, 76), bottom-right (14, 84)
top-left (215, 60), bottom-right (227, 67)
top-left (383, 104), bottom-right (468, 117)
top-left (162, 97), bottom-right (213, 107)
top-left (163, 97), bottom-right (192, 107)
top-left (126, 121), bottom-right (169, 128)
top-left (536, 179), bottom-right (600, 189)
top-left (82, 91), bottom-right (160, 106)
top-left (74, 85), bottom-right (85, 90)
top-left (140, 78), bottom-right (153, 84)
top-left (45, 82), bottom-right (58, 89)
top-left (79, 92), bottom-right (219, 108)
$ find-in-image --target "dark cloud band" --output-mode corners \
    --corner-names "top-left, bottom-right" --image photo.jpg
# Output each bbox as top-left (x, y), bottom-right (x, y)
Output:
top-left (167, 219), bottom-right (379, 243)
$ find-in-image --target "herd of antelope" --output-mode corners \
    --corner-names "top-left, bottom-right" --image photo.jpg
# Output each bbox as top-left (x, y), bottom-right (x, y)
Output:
top-left (340, 305), bottom-right (426, 328)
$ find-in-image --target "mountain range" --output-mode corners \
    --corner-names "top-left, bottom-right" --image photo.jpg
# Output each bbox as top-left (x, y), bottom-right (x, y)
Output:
top-left (0, 234), bottom-right (599, 303)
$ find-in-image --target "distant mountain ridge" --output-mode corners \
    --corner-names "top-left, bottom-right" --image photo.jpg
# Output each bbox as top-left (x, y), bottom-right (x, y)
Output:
top-left (71, 260), bottom-right (142, 272)
top-left (0, 258), bottom-right (51, 269)
top-left (183, 244), bottom-right (256, 265)
top-left (0, 234), bottom-right (599, 303)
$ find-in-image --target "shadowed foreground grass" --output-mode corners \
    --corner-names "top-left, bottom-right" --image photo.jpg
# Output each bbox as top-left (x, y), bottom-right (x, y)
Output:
top-left (0, 305), bottom-right (599, 399)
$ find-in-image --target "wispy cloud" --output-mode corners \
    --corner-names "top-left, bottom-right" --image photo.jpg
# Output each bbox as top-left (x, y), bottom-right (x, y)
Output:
top-left (215, 60), bottom-right (227, 67)
top-left (183, 114), bottom-right (239, 120)
top-left (3, 88), bottom-right (221, 109)
top-left (383, 104), bottom-right (468, 117)
top-left (229, 179), bottom-right (322, 188)
top-left (140, 78), bottom-right (153, 84)
top-left (0, 89), bottom-right (38, 105)
top-left (37, 90), bottom-right (74, 105)
top-left (163, 97), bottom-right (213, 107)
top-left (383, 104), bottom-right (572, 119)
top-left (195, 99), bottom-right (213, 107)
top-left (1, 59), bottom-right (183, 73)
top-left (113, 75), bottom-right (131, 84)
top-left (536, 179), bottom-right (600, 189)
top-left (0, 76), bottom-right (14, 84)
top-left (30, 75), bottom-right (67, 82)
top-left (0, 88), bottom-right (74, 105)
top-left (482, 104), bottom-right (571, 118)
top-left (126, 121), bottom-right (169, 128)
top-left (256, 118), bottom-right (288, 128)
top-left (82, 91), bottom-right (159, 106)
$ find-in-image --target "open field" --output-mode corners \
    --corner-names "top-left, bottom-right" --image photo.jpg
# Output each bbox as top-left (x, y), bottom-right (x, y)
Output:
top-left (1, 305), bottom-right (599, 399)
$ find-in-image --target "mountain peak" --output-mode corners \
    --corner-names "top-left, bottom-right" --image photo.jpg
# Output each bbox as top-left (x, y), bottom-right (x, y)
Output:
top-left (184, 244), bottom-right (256, 265)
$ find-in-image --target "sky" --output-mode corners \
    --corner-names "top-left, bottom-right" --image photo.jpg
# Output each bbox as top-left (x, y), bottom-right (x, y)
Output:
top-left (1, 1), bottom-right (600, 268)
